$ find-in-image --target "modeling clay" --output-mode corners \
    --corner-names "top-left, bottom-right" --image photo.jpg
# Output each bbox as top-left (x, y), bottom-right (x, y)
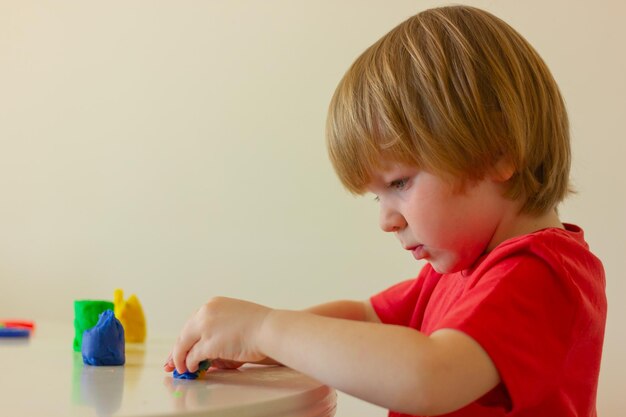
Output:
top-left (173, 360), bottom-right (211, 380)
top-left (73, 300), bottom-right (115, 352)
top-left (81, 309), bottom-right (125, 366)
top-left (113, 289), bottom-right (146, 343)
top-left (0, 319), bottom-right (34, 337)
top-left (0, 327), bottom-right (30, 338)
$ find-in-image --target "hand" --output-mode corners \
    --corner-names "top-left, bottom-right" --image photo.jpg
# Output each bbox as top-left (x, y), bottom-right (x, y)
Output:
top-left (163, 297), bottom-right (272, 374)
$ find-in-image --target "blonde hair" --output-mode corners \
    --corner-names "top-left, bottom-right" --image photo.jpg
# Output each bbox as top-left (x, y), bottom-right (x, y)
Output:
top-left (326, 5), bottom-right (570, 215)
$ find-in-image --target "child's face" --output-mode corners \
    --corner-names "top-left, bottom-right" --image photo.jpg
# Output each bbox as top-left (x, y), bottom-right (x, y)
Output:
top-left (366, 162), bottom-right (512, 273)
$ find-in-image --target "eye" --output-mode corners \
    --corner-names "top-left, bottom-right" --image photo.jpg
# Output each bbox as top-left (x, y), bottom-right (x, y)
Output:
top-left (389, 178), bottom-right (409, 190)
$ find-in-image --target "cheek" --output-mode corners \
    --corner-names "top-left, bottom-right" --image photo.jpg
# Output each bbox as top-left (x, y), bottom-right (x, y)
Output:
top-left (406, 192), bottom-right (453, 235)
top-left (407, 189), bottom-right (478, 246)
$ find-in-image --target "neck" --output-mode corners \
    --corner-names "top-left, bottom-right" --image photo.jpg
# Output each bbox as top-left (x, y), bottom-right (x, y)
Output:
top-left (487, 206), bottom-right (563, 252)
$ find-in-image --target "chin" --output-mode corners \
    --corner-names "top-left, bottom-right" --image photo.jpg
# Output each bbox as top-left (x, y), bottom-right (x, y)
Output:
top-left (430, 262), bottom-right (454, 274)
top-left (429, 257), bottom-right (468, 274)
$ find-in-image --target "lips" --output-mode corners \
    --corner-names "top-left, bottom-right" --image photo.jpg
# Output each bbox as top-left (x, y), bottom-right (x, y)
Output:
top-left (406, 244), bottom-right (427, 260)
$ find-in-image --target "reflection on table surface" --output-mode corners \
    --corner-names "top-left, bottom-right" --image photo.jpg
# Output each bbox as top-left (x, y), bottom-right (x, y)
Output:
top-left (0, 321), bottom-right (336, 417)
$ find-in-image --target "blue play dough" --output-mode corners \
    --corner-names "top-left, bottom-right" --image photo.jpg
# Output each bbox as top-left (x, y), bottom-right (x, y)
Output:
top-left (81, 309), bottom-right (125, 366)
top-left (173, 359), bottom-right (211, 379)
top-left (173, 369), bottom-right (200, 380)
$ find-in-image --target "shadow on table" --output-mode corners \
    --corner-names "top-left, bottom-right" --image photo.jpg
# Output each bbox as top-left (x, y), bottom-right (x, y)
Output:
top-left (161, 365), bottom-right (317, 407)
top-left (161, 365), bottom-right (336, 416)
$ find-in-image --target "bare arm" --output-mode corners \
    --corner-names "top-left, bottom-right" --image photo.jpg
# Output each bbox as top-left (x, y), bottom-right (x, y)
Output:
top-left (247, 300), bottom-right (379, 367)
top-left (303, 299), bottom-right (381, 323)
top-left (167, 297), bottom-right (499, 415)
top-left (258, 309), bottom-right (499, 415)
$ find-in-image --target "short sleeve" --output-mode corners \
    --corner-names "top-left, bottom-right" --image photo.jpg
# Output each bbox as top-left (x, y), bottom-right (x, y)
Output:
top-left (370, 265), bottom-right (434, 327)
top-left (435, 256), bottom-right (580, 411)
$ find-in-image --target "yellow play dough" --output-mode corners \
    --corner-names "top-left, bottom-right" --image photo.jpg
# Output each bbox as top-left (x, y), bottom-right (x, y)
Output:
top-left (113, 289), bottom-right (147, 343)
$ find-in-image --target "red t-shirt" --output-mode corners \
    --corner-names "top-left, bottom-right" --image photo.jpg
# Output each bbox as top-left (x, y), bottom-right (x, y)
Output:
top-left (371, 224), bottom-right (606, 417)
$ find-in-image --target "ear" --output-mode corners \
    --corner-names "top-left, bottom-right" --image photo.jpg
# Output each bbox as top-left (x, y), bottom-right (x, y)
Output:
top-left (490, 158), bottom-right (515, 183)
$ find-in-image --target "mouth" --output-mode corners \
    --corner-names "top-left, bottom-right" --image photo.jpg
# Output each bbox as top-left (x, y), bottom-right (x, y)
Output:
top-left (405, 244), bottom-right (427, 260)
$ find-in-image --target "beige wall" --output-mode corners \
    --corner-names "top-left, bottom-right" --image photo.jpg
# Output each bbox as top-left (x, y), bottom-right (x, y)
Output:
top-left (1, 1), bottom-right (624, 415)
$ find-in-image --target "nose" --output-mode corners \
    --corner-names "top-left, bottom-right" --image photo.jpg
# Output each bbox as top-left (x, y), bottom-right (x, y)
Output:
top-left (379, 202), bottom-right (406, 233)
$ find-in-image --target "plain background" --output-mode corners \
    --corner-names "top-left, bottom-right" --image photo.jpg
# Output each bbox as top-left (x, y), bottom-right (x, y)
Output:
top-left (1, 0), bottom-right (624, 415)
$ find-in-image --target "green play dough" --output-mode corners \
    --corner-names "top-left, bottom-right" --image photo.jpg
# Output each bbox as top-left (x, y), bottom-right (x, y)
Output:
top-left (73, 300), bottom-right (114, 352)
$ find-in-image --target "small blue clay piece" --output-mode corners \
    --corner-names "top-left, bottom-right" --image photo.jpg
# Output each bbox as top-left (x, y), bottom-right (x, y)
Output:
top-left (173, 359), bottom-right (211, 380)
top-left (81, 309), bottom-right (125, 366)
top-left (172, 370), bottom-right (199, 380)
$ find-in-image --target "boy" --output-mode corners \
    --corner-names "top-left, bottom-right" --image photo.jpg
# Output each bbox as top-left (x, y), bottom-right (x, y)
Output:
top-left (164, 5), bottom-right (606, 416)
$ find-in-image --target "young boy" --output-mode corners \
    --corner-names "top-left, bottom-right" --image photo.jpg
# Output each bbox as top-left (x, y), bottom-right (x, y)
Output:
top-left (164, 5), bottom-right (606, 416)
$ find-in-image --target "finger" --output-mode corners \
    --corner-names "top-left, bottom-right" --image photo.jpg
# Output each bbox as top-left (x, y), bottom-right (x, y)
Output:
top-left (212, 359), bottom-right (244, 369)
top-left (171, 327), bottom-right (200, 374)
top-left (185, 339), bottom-right (210, 373)
top-left (163, 352), bottom-right (174, 371)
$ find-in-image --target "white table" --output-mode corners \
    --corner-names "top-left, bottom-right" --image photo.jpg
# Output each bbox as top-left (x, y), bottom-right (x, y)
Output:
top-left (0, 321), bottom-right (336, 417)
